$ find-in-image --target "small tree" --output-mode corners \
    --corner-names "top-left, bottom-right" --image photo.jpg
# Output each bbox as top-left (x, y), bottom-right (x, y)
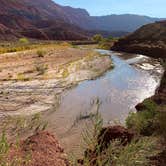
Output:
top-left (92, 34), bottom-right (103, 43)
top-left (19, 38), bottom-right (29, 44)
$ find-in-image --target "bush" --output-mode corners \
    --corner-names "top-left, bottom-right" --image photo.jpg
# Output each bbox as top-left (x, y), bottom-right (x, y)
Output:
top-left (0, 131), bottom-right (9, 165)
top-left (126, 99), bottom-right (157, 136)
top-left (19, 38), bottom-right (29, 44)
top-left (98, 41), bottom-right (112, 50)
top-left (112, 137), bottom-right (158, 166)
top-left (156, 107), bottom-right (166, 141)
top-left (36, 50), bottom-right (46, 57)
top-left (72, 112), bottom-right (158, 166)
top-left (92, 34), bottom-right (103, 43)
top-left (98, 37), bottom-right (117, 50)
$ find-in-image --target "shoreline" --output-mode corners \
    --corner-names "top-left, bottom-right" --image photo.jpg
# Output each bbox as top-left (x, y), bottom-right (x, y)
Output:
top-left (0, 46), bottom-right (113, 117)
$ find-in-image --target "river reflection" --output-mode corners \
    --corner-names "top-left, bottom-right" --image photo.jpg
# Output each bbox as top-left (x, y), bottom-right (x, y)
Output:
top-left (58, 50), bottom-right (163, 124)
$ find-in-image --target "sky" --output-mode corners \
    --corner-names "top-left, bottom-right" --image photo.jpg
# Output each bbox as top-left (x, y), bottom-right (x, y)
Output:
top-left (54, 0), bottom-right (166, 18)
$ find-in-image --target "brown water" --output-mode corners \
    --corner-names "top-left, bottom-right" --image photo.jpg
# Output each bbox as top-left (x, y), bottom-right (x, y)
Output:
top-left (45, 50), bottom-right (163, 155)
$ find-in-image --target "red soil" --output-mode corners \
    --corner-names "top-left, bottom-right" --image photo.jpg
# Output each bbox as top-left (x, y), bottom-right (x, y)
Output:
top-left (7, 131), bottom-right (69, 166)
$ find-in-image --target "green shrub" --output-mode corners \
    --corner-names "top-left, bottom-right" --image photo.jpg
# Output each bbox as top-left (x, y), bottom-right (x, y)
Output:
top-left (98, 42), bottom-right (112, 50)
top-left (92, 34), bottom-right (103, 43)
top-left (72, 112), bottom-right (158, 166)
top-left (98, 37), bottom-right (117, 50)
top-left (142, 99), bottom-right (157, 112)
top-left (112, 137), bottom-right (158, 166)
top-left (156, 108), bottom-right (166, 141)
top-left (36, 50), bottom-right (46, 57)
top-left (0, 131), bottom-right (9, 155)
top-left (0, 131), bottom-right (9, 165)
top-left (126, 99), bottom-right (157, 136)
top-left (19, 38), bottom-right (29, 44)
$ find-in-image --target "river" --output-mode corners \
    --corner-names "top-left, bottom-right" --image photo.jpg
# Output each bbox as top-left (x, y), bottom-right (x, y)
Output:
top-left (45, 49), bottom-right (163, 155)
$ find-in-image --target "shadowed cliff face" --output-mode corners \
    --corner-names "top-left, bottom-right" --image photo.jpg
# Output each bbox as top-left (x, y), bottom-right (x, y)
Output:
top-left (112, 21), bottom-right (166, 59)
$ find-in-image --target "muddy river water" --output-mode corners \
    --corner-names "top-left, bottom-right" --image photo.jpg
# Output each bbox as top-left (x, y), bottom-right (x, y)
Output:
top-left (45, 50), bottom-right (163, 155)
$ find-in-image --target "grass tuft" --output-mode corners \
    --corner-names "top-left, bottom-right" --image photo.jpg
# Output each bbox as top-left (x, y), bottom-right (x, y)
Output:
top-left (36, 50), bottom-right (46, 57)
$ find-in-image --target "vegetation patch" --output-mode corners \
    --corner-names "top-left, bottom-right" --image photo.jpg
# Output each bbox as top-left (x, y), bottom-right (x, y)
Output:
top-left (35, 63), bottom-right (48, 75)
top-left (70, 112), bottom-right (158, 166)
top-left (36, 50), bottom-right (46, 57)
top-left (19, 38), bottom-right (29, 45)
top-left (16, 73), bottom-right (30, 81)
top-left (126, 99), bottom-right (158, 136)
top-left (92, 34), bottom-right (118, 50)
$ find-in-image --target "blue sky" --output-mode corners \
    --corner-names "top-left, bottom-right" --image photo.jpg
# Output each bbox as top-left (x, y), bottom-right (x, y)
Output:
top-left (54, 0), bottom-right (166, 18)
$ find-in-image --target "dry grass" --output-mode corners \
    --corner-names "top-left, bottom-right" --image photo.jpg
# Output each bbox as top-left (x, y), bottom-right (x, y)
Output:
top-left (0, 42), bottom-right (94, 81)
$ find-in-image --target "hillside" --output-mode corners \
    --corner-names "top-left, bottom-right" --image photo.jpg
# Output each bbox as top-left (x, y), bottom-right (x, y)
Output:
top-left (0, 0), bottom-right (88, 40)
top-left (0, 0), bottom-right (164, 40)
top-left (73, 14), bottom-right (164, 32)
top-left (112, 21), bottom-right (166, 59)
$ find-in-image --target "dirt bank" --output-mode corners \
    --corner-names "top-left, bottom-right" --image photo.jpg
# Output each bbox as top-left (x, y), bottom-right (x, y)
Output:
top-left (6, 131), bottom-right (69, 166)
top-left (0, 44), bottom-right (113, 116)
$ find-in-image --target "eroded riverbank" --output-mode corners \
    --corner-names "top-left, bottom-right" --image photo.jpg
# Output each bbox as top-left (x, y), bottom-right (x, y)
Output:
top-left (0, 46), bottom-right (164, 158)
top-left (0, 45), bottom-right (113, 144)
top-left (0, 45), bottom-right (112, 116)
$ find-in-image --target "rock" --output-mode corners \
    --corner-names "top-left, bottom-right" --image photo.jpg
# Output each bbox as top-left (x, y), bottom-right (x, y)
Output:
top-left (135, 102), bottom-right (147, 112)
top-left (79, 126), bottom-right (134, 166)
top-left (97, 125), bottom-right (134, 148)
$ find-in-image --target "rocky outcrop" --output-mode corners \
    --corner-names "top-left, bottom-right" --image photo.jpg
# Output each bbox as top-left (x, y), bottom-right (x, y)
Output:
top-left (112, 21), bottom-right (166, 59)
top-left (97, 125), bottom-right (134, 148)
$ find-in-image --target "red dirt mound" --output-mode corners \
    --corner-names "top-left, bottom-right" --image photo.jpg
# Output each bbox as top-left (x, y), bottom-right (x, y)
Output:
top-left (7, 131), bottom-right (69, 166)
